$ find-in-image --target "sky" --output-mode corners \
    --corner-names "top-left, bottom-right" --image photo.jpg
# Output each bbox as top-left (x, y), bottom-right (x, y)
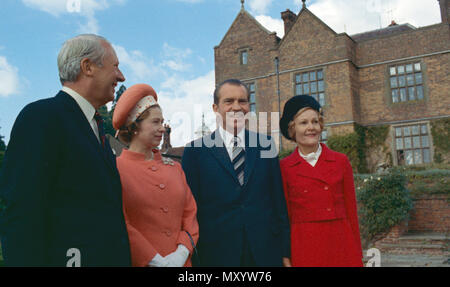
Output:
top-left (0, 0), bottom-right (441, 147)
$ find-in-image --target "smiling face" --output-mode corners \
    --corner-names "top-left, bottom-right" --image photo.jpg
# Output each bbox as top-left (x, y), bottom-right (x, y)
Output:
top-left (292, 108), bottom-right (322, 154)
top-left (133, 106), bottom-right (165, 149)
top-left (91, 42), bottom-right (125, 106)
top-left (212, 83), bottom-right (250, 135)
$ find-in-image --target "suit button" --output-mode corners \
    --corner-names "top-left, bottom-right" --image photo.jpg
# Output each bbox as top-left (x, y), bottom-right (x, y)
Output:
top-left (159, 183), bottom-right (165, 189)
top-left (324, 186), bottom-right (329, 190)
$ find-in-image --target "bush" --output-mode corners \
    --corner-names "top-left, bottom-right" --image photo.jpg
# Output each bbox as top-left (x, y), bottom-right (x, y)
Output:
top-left (278, 148), bottom-right (294, 160)
top-left (355, 168), bottom-right (413, 242)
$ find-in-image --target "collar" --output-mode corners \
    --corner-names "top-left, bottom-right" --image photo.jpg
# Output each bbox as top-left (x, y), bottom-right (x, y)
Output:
top-left (119, 148), bottom-right (163, 162)
top-left (298, 143), bottom-right (322, 163)
top-left (62, 86), bottom-right (96, 122)
top-left (284, 143), bottom-right (335, 167)
top-left (218, 125), bottom-right (245, 148)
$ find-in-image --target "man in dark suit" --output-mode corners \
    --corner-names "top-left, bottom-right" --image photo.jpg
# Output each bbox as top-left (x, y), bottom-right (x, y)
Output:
top-left (182, 79), bottom-right (291, 267)
top-left (0, 34), bottom-right (131, 266)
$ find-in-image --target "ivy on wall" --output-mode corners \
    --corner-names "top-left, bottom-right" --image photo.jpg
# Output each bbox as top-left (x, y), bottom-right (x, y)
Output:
top-left (430, 118), bottom-right (450, 163)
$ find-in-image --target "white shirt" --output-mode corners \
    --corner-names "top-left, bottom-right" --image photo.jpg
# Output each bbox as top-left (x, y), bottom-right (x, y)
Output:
top-left (62, 86), bottom-right (100, 143)
top-left (218, 125), bottom-right (245, 160)
top-left (298, 144), bottom-right (322, 167)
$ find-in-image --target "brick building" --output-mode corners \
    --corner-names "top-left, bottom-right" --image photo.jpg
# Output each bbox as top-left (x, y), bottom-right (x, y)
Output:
top-left (214, 0), bottom-right (450, 172)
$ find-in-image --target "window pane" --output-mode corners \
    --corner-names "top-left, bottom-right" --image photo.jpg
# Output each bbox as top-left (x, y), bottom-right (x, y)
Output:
top-left (396, 138), bottom-right (404, 149)
top-left (395, 127), bottom-right (402, 137)
top-left (390, 77), bottom-right (398, 88)
top-left (303, 83), bottom-right (309, 94)
top-left (406, 64), bottom-right (413, 73)
top-left (422, 136), bottom-right (429, 147)
top-left (296, 84), bottom-right (302, 95)
top-left (295, 74), bottom-right (301, 83)
top-left (319, 93), bottom-right (325, 106)
top-left (250, 104), bottom-right (256, 112)
top-left (417, 85), bottom-right (424, 99)
top-left (302, 73), bottom-right (309, 82)
top-left (412, 125), bottom-right (419, 135)
top-left (407, 74), bottom-right (414, 86)
top-left (310, 72), bottom-right (316, 81)
top-left (398, 75), bottom-right (406, 87)
top-left (421, 125), bottom-right (427, 134)
top-left (311, 82), bottom-right (317, 93)
top-left (250, 93), bottom-right (255, 103)
top-left (392, 90), bottom-right (399, 103)
top-left (400, 88), bottom-right (407, 101)
top-left (317, 70), bottom-right (323, 80)
top-left (415, 73), bottom-right (422, 84)
top-left (403, 126), bottom-right (411, 136)
top-left (321, 130), bottom-right (328, 140)
top-left (241, 51), bottom-right (248, 65)
top-left (404, 137), bottom-right (412, 149)
top-left (398, 65), bottom-right (405, 74)
top-left (249, 84), bottom-right (255, 92)
top-left (414, 149), bottom-right (422, 164)
top-left (413, 136), bottom-right (421, 148)
top-left (408, 87), bottom-right (416, 100)
top-left (405, 150), bottom-right (414, 165)
top-left (414, 63), bottom-right (421, 71)
top-left (390, 67), bottom-right (396, 75)
top-left (423, 149), bottom-right (430, 163)
top-left (318, 80), bottom-right (324, 92)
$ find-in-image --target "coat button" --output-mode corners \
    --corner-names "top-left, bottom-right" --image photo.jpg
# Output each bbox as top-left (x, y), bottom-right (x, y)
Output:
top-left (165, 230), bottom-right (172, 237)
top-left (151, 166), bottom-right (157, 171)
top-left (163, 207), bottom-right (169, 213)
top-left (327, 208), bottom-right (332, 212)
top-left (324, 186), bottom-right (329, 190)
top-left (304, 190), bottom-right (308, 193)
top-left (159, 183), bottom-right (165, 189)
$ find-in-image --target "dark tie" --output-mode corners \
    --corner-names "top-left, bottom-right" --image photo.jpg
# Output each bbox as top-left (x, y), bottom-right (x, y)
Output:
top-left (94, 111), bottom-right (106, 148)
top-left (232, 137), bottom-right (245, 186)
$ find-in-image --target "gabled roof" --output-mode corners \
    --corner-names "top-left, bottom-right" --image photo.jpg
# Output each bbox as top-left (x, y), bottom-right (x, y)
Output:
top-left (277, 7), bottom-right (338, 48)
top-left (351, 23), bottom-right (417, 42)
top-left (216, 7), bottom-right (279, 48)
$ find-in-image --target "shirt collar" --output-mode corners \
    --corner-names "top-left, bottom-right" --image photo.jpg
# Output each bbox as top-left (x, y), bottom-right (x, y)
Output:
top-left (218, 125), bottom-right (245, 148)
top-left (62, 86), bottom-right (96, 122)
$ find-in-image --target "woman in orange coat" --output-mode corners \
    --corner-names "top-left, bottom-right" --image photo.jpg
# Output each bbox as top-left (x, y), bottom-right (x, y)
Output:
top-left (279, 95), bottom-right (363, 267)
top-left (112, 84), bottom-right (199, 267)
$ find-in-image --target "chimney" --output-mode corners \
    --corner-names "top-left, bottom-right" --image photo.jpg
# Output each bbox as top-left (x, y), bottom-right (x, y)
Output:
top-left (161, 124), bottom-right (172, 152)
top-left (281, 9), bottom-right (297, 35)
top-left (439, 0), bottom-right (449, 24)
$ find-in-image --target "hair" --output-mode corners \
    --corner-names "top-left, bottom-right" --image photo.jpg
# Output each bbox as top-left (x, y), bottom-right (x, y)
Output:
top-left (57, 34), bottom-right (109, 84)
top-left (117, 105), bottom-right (161, 144)
top-left (287, 107), bottom-right (324, 141)
top-left (213, 78), bottom-right (250, 105)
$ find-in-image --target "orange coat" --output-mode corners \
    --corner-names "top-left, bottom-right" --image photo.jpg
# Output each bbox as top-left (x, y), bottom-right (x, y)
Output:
top-left (117, 149), bottom-right (199, 267)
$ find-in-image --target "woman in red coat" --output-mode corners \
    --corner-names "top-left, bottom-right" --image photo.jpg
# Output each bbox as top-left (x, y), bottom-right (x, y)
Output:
top-left (279, 95), bottom-right (363, 267)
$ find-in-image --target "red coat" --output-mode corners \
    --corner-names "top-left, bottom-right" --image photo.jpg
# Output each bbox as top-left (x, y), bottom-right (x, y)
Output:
top-left (280, 144), bottom-right (363, 267)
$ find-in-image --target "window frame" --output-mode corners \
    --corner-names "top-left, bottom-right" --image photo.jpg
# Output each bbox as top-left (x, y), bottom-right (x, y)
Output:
top-left (294, 69), bottom-right (326, 106)
top-left (392, 122), bottom-right (432, 166)
top-left (388, 61), bottom-right (425, 104)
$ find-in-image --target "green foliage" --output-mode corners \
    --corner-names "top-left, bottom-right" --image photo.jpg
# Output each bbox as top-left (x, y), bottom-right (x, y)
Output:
top-left (355, 168), bottom-right (413, 242)
top-left (278, 148), bottom-right (294, 160)
top-left (98, 85), bottom-right (127, 137)
top-left (327, 132), bottom-right (365, 172)
top-left (0, 151), bottom-right (4, 170)
top-left (431, 118), bottom-right (450, 163)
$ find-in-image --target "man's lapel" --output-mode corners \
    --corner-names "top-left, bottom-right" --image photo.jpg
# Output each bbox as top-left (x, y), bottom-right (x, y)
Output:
top-left (208, 130), bottom-right (241, 186)
top-left (243, 130), bottom-right (257, 187)
top-left (57, 91), bottom-right (118, 175)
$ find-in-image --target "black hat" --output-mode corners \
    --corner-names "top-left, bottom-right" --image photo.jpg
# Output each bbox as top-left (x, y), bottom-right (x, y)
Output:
top-left (280, 95), bottom-right (321, 140)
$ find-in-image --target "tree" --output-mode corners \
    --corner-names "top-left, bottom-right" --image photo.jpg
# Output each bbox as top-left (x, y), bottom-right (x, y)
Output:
top-left (99, 84), bottom-right (127, 137)
top-left (0, 129), bottom-right (6, 169)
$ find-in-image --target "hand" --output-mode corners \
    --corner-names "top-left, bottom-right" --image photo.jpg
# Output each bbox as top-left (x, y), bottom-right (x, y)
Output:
top-left (148, 253), bottom-right (169, 267)
top-left (165, 245), bottom-right (190, 267)
top-left (282, 257), bottom-right (292, 267)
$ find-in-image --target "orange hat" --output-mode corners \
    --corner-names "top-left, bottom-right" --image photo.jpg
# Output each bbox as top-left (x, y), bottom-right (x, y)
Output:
top-left (112, 83), bottom-right (158, 130)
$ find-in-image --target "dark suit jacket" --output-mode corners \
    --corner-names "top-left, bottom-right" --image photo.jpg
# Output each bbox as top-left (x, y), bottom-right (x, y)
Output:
top-left (0, 91), bottom-right (131, 266)
top-left (181, 129), bottom-right (290, 267)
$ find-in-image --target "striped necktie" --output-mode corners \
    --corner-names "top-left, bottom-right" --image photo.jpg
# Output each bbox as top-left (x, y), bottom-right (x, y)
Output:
top-left (232, 136), bottom-right (245, 186)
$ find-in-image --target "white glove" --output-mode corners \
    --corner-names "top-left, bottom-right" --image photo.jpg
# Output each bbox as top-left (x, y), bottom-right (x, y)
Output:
top-left (164, 244), bottom-right (190, 267)
top-left (148, 253), bottom-right (169, 267)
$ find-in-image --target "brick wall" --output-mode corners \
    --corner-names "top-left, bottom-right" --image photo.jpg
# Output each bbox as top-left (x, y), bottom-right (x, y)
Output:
top-left (408, 195), bottom-right (450, 233)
